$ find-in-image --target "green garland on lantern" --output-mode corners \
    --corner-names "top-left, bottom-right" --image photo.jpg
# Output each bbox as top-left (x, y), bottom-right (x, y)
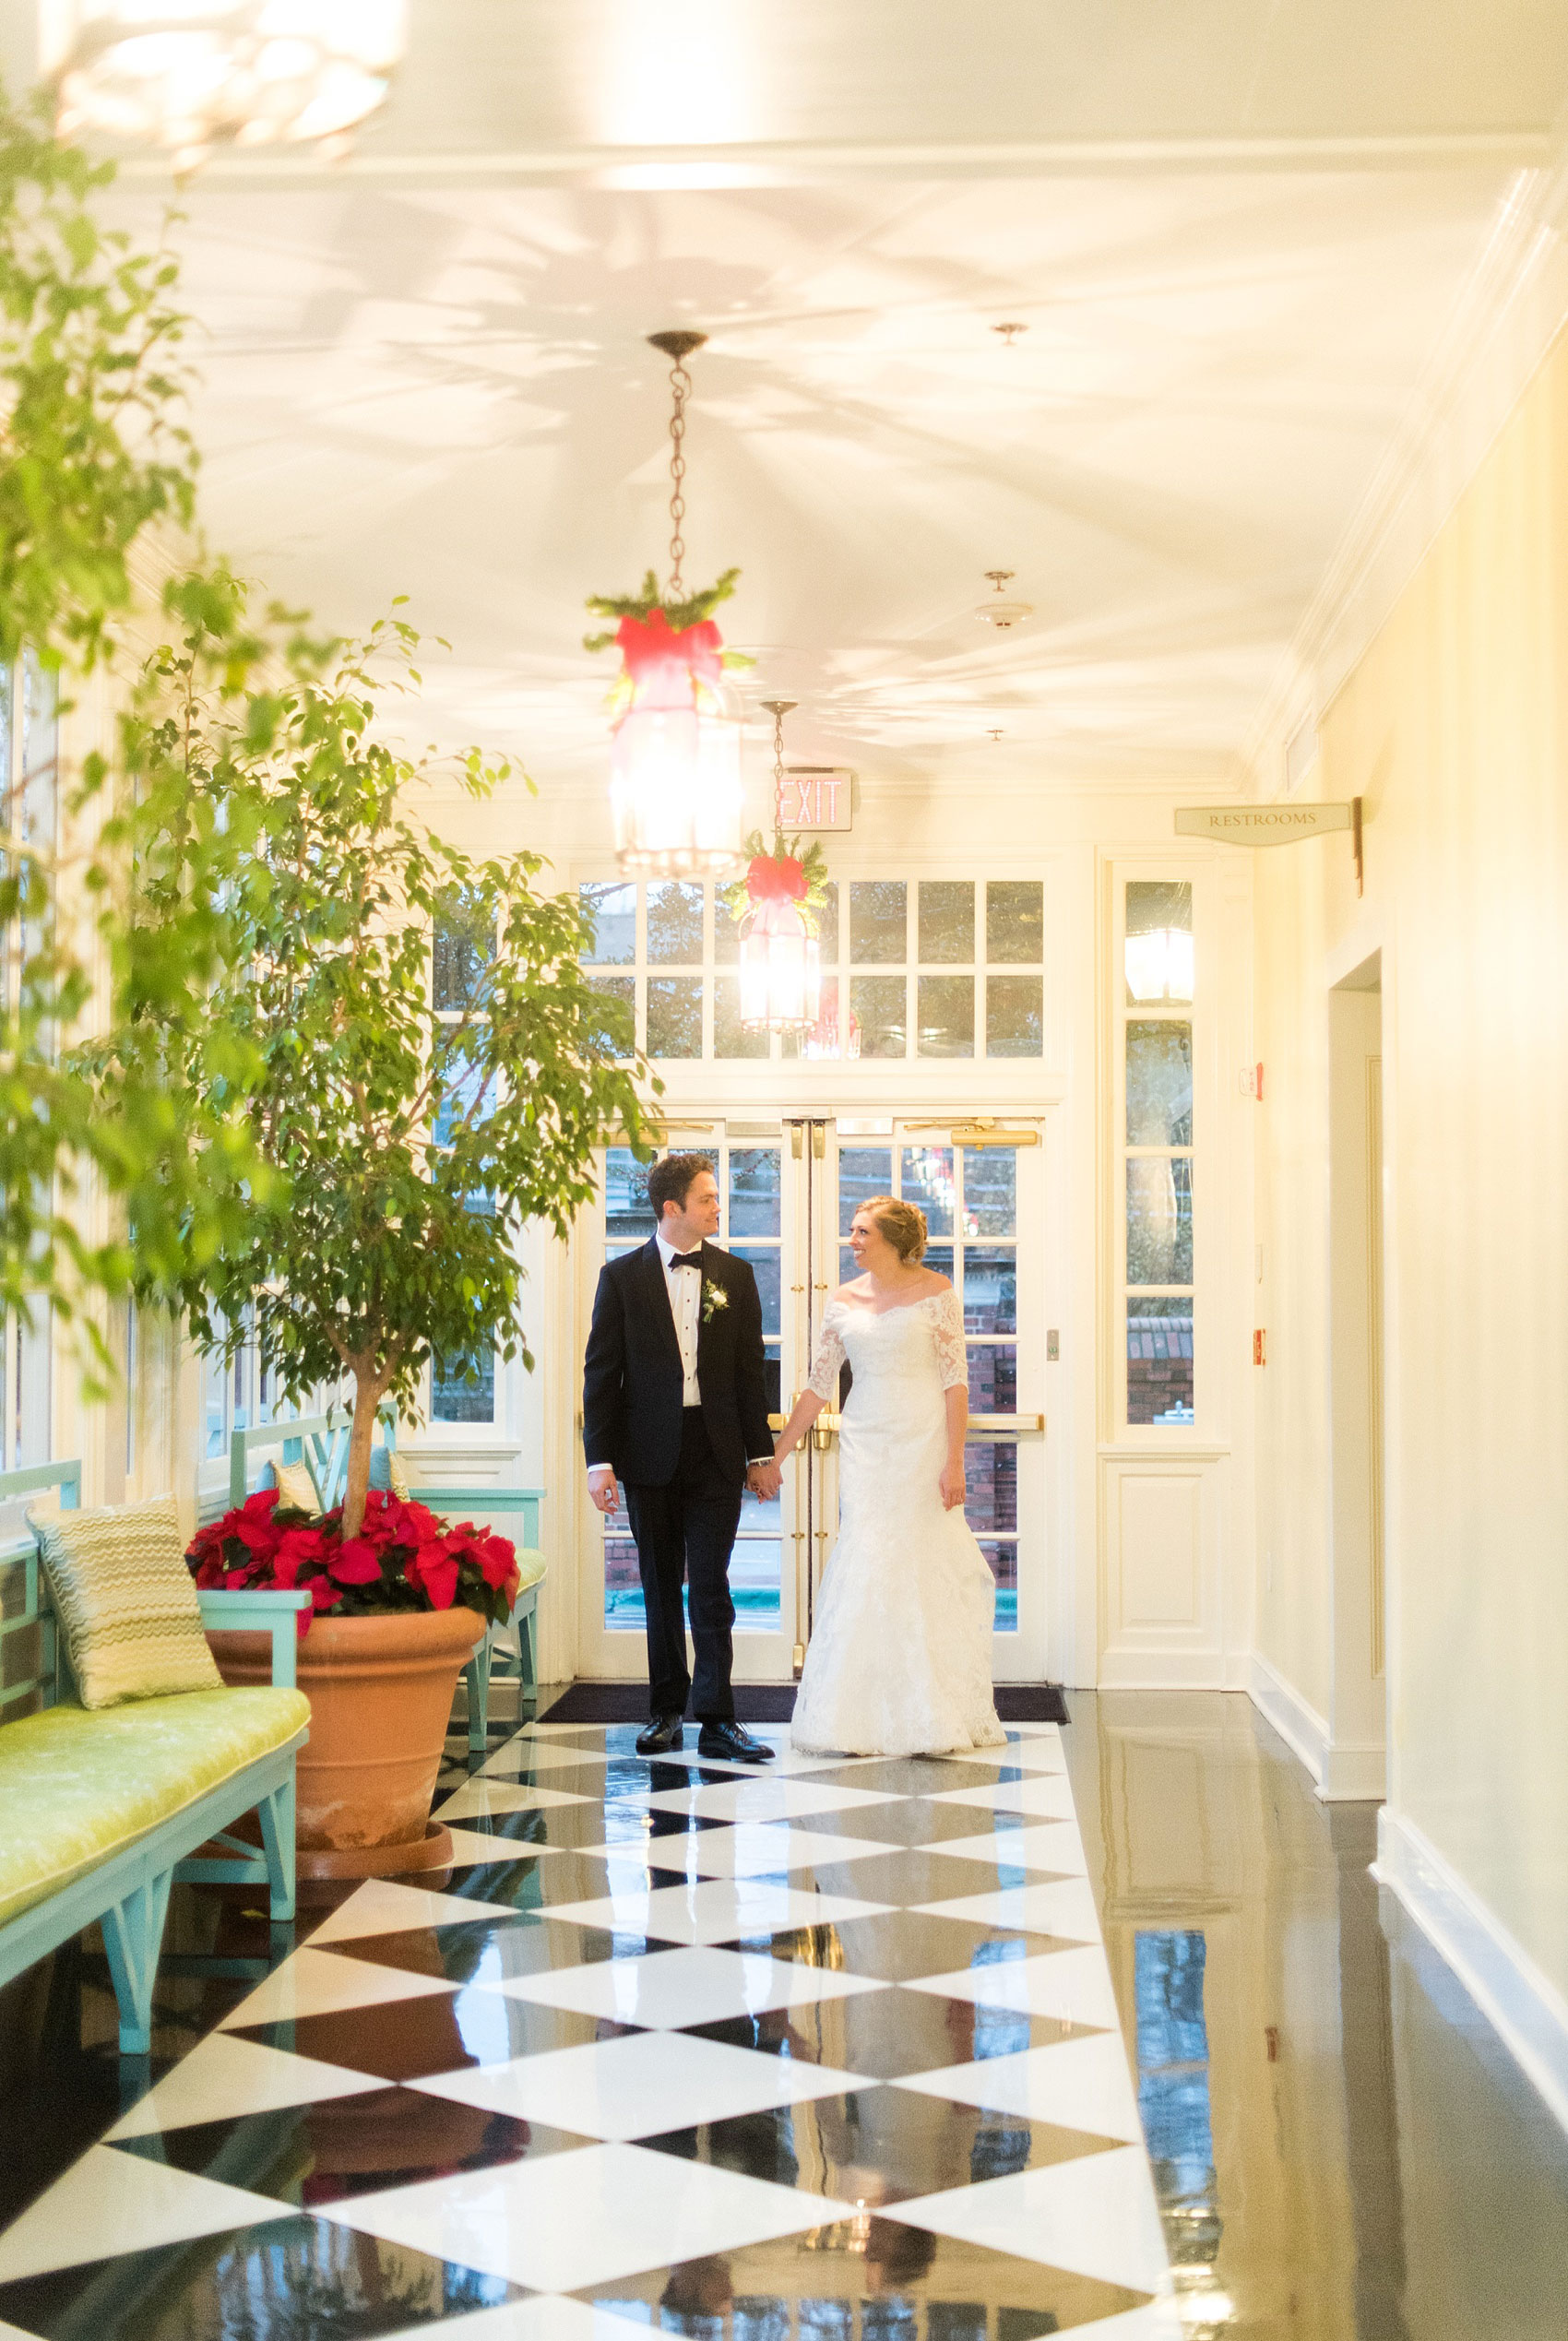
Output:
top-left (720, 831), bottom-right (832, 935)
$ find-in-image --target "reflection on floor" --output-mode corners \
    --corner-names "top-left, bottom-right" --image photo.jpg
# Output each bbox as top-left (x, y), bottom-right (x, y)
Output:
top-left (0, 1711), bottom-right (1171, 2338)
top-left (2, 1693), bottom-right (1566, 2338)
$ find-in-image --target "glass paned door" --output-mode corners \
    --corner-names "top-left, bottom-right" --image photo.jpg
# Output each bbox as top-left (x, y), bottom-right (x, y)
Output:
top-left (579, 1112), bottom-right (1047, 1684)
top-left (583, 1126), bottom-right (793, 1681)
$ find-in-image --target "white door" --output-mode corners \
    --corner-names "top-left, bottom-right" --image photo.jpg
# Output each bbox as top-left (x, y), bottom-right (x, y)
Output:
top-left (577, 1111), bottom-right (1049, 1683)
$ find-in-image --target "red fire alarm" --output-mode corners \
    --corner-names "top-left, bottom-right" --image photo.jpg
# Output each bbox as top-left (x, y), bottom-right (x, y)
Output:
top-left (1253, 1329), bottom-right (1267, 1366)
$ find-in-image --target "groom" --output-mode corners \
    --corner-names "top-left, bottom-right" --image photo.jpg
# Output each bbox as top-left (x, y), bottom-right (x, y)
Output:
top-left (583, 1154), bottom-right (781, 1761)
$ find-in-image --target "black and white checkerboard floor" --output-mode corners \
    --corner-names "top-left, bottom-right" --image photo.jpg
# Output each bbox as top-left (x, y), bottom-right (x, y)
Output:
top-left (0, 1719), bottom-right (1178, 2340)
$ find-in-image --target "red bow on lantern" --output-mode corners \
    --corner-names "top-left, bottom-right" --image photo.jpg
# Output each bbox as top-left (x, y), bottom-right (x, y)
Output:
top-left (616, 609), bottom-right (725, 707)
top-left (746, 852), bottom-right (808, 904)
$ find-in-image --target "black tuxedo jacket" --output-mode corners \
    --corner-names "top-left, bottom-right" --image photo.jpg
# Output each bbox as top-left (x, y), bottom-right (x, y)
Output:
top-left (582, 1237), bottom-right (773, 1489)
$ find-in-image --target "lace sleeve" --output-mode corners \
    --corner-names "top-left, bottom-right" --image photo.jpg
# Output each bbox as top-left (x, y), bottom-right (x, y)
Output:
top-left (806, 1305), bottom-right (848, 1401)
top-left (931, 1288), bottom-right (968, 1391)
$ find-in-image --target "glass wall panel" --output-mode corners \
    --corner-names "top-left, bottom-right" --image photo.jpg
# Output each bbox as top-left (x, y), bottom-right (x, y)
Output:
top-left (647, 976), bottom-right (702, 1058)
top-left (965, 1150), bottom-right (1016, 1237)
top-left (585, 974), bottom-right (635, 1060)
top-left (1127, 1297), bottom-right (1194, 1425)
top-left (1127, 1022), bottom-right (1193, 1146)
top-left (579, 881), bottom-right (636, 965)
top-left (849, 881), bottom-right (907, 963)
top-left (849, 974), bottom-right (907, 1058)
top-left (900, 1147), bottom-right (955, 1237)
top-left (987, 880), bottom-right (1043, 963)
top-left (917, 974), bottom-right (974, 1058)
top-left (918, 880), bottom-right (974, 964)
top-left (647, 880), bottom-right (704, 963)
top-left (1125, 880), bottom-right (1193, 1004)
top-left (729, 1147), bottom-right (782, 1236)
top-left (1127, 1157), bottom-right (1194, 1286)
top-left (714, 978), bottom-right (767, 1059)
top-left (986, 975), bottom-right (1042, 1057)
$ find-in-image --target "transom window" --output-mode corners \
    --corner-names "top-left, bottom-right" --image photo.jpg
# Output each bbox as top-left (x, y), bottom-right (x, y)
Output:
top-left (580, 877), bottom-right (1044, 1062)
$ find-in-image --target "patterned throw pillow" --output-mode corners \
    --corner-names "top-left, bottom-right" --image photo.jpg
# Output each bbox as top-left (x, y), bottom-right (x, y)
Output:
top-left (366, 1444), bottom-right (411, 1502)
top-left (32, 1494), bottom-right (223, 1710)
top-left (266, 1458), bottom-right (321, 1515)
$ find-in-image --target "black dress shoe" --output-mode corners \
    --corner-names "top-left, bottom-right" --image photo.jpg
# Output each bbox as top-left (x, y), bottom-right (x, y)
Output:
top-left (697, 1719), bottom-right (776, 1764)
top-left (636, 1713), bottom-right (684, 1755)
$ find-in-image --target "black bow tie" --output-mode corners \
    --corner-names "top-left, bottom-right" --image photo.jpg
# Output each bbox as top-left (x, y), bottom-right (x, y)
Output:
top-left (669, 1251), bottom-right (704, 1270)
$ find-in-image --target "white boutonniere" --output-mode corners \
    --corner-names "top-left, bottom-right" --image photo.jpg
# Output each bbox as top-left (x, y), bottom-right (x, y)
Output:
top-left (701, 1278), bottom-right (729, 1325)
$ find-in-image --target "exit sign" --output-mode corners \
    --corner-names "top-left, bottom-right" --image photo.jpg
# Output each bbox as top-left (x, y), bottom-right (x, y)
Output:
top-left (776, 766), bottom-right (853, 830)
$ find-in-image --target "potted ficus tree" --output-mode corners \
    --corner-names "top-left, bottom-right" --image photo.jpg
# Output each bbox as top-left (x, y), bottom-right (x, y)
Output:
top-left (103, 586), bottom-right (651, 1873)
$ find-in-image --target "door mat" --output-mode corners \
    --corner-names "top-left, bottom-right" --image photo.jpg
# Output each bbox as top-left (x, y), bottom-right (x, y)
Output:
top-left (540, 1681), bottom-right (1069, 1727)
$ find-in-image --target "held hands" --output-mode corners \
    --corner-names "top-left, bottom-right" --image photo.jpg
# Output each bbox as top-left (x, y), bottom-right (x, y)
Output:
top-left (747, 1460), bottom-right (783, 1502)
top-left (939, 1457), bottom-right (967, 1512)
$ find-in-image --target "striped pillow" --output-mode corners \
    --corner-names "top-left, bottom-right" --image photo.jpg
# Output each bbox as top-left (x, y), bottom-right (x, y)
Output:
top-left (32, 1495), bottom-right (222, 1710)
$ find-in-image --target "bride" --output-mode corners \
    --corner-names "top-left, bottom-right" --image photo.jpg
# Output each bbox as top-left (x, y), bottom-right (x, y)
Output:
top-left (773, 1194), bottom-right (1005, 1756)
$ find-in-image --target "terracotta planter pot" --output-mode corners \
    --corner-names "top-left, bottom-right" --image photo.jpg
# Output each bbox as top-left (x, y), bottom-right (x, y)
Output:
top-left (208, 1607), bottom-right (483, 1875)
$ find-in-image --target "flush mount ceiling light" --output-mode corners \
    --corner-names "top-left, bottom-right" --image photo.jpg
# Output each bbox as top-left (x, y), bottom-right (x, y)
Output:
top-left (976, 570), bottom-right (1033, 629)
top-left (992, 322), bottom-right (1028, 346)
top-left (45, 2), bottom-right (409, 173)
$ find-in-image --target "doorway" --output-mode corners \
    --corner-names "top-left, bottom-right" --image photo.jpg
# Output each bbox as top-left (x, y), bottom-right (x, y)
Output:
top-left (1325, 957), bottom-right (1387, 1800)
top-left (576, 1111), bottom-right (1050, 1682)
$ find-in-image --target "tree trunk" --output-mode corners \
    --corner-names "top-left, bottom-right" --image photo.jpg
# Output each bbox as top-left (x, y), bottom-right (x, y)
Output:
top-left (341, 1370), bottom-right (382, 1539)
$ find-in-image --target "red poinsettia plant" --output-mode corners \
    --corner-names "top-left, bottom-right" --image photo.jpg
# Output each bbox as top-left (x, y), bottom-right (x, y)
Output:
top-left (187, 1487), bottom-right (520, 1639)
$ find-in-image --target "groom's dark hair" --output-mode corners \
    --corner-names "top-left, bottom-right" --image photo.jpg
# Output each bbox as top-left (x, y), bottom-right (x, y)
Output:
top-left (647, 1152), bottom-right (714, 1223)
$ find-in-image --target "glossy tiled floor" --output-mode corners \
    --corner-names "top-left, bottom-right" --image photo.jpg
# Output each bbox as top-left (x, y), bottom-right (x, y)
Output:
top-left (4, 1693), bottom-right (1567, 2340)
top-left (0, 1713), bottom-right (1172, 2340)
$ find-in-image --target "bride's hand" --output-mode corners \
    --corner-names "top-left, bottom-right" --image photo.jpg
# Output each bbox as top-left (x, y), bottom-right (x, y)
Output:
top-left (939, 1458), bottom-right (966, 1512)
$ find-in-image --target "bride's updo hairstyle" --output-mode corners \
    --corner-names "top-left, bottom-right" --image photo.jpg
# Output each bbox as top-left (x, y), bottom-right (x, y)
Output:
top-left (861, 1194), bottom-right (928, 1265)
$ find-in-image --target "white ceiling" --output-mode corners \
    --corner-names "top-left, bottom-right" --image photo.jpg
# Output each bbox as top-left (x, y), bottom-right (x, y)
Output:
top-left (38, 1), bottom-right (1568, 793)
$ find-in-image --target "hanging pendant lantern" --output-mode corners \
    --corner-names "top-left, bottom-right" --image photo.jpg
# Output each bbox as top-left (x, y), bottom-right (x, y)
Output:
top-left (588, 331), bottom-right (744, 877)
top-left (731, 703), bottom-right (823, 1036)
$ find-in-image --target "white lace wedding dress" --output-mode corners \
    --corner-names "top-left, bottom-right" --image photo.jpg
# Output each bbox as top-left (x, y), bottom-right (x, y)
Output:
top-left (790, 1289), bottom-right (1005, 1757)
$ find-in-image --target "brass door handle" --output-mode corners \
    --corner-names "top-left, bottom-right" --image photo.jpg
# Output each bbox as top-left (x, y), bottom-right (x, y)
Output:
top-left (968, 1412), bottom-right (1046, 1432)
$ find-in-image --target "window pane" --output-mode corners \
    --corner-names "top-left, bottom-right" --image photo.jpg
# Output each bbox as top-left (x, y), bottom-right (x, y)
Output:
top-left (1128, 1157), bottom-right (1194, 1285)
top-left (919, 881), bottom-right (974, 964)
top-left (849, 881), bottom-right (907, 964)
top-left (1127, 1297), bottom-right (1194, 1425)
top-left (731, 1246), bottom-right (781, 1337)
top-left (987, 880), bottom-right (1043, 963)
top-left (1125, 881), bottom-right (1193, 1004)
top-left (432, 1045), bottom-right (498, 1147)
top-left (586, 973), bottom-right (635, 1060)
top-left (432, 886), bottom-right (492, 1011)
top-left (986, 975), bottom-right (1042, 1057)
top-left (925, 1242), bottom-right (955, 1283)
top-left (604, 1148), bottom-right (653, 1238)
top-left (432, 1342), bottom-right (495, 1424)
top-left (965, 1439), bottom-right (1017, 1533)
top-left (730, 1147), bottom-right (782, 1237)
top-left (900, 1146), bottom-right (955, 1238)
top-left (964, 1148), bottom-right (1016, 1238)
top-left (579, 881), bottom-right (636, 965)
top-left (647, 976), bottom-right (703, 1058)
top-left (785, 974), bottom-right (844, 1060)
top-left (962, 1248), bottom-right (1016, 1335)
top-left (604, 1503), bottom-right (642, 1627)
top-left (815, 880), bottom-right (839, 963)
top-left (966, 1343), bottom-right (1016, 1411)
top-left (979, 1540), bottom-right (1018, 1632)
top-left (715, 897), bottom-right (740, 964)
top-left (917, 974), bottom-right (974, 1058)
top-left (838, 1147), bottom-right (893, 1235)
top-left (1127, 1021), bottom-right (1193, 1146)
top-left (714, 978), bottom-right (767, 1059)
top-left (850, 974), bottom-right (907, 1058)
top-left (647, 880), bottom-right (704, 964)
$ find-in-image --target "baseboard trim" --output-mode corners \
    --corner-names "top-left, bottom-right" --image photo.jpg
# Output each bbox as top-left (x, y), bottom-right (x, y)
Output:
top-left (1319, 1740), bottom-right (1386, 1802)
top-left (1247, 1651), bottom-right (1327, 1782)
top-left (1374, 1805), bottom-right (1568, 2134)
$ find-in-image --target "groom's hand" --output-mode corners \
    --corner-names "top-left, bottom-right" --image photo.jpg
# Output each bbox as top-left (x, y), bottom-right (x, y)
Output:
top-left (746, 1461), bottom-right (782, 1502)
top-left (588, 1467), bottom-right (620, 1515)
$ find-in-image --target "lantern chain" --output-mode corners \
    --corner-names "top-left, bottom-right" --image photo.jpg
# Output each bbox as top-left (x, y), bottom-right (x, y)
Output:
top-left (667, 352), bottom-right (691, 599)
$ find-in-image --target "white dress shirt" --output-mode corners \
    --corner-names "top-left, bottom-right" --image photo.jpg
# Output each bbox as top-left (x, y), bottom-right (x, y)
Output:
top-left (655, 1228), bottom-right (705, 1406)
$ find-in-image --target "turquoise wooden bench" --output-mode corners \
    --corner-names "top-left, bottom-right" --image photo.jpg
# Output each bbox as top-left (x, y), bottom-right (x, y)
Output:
top-left (223, 1411), bottom-right (545, 1753)
top-left (0, 1460), bottom-right (311, 2055)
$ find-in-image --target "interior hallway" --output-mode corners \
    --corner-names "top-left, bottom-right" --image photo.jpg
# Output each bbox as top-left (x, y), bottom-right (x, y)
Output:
top-left (3, 1695), bottom-right (1565, 2339)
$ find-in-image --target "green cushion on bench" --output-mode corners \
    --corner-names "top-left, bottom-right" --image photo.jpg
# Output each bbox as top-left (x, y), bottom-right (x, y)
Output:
top-left (513, 1548), bottom-right (547, 1595)
top-left (0, 1685), bottom-right (310, 1927)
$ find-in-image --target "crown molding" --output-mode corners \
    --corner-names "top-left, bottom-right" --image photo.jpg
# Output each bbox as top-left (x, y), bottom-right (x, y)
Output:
top-left (1244, 144), bottom-right (1568, 799)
